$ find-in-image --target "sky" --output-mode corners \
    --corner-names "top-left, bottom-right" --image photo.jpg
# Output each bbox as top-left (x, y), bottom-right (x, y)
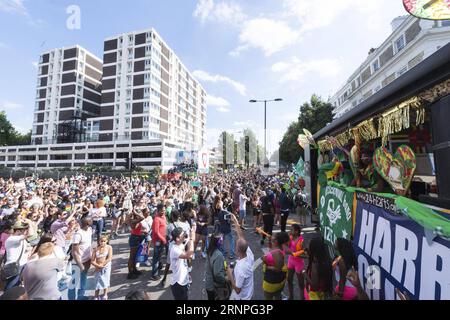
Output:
top-left (0, 0), bottom-right (409, 153)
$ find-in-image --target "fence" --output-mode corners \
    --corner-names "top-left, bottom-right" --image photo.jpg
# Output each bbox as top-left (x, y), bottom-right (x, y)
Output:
top-left (0, 169), bottom-right (158, 181)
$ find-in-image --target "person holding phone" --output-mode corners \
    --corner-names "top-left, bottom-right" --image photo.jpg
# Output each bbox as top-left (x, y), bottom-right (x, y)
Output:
top-left (216, 200), bottom-right (235, 261)
top-left (169, 225), bottom-right (195, 300)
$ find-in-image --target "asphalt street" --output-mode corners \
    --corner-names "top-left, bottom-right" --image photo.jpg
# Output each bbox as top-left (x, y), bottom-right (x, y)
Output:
top-left (67, 213), bottom-right (319, 300)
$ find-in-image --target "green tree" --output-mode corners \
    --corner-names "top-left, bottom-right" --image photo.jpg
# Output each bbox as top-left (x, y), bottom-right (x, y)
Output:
top-left (279, 95), bottom-right (333, 164)
top-left (279, 121), bottom-right (303, 165)
top-left (0, 111), bottom-right (31, 146)
top-left (218, 131), bottom-right (235, 167)
top-left (298, 94), bottom-right (333, 134)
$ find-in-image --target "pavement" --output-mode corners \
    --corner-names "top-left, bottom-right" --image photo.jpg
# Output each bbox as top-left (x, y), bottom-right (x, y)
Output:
top-left (63, 212), bottom-right (320, 300)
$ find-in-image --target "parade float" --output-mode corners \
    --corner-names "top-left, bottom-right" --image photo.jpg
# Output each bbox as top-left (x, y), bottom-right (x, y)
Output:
top-left (300, 42), bottom-right (450, 300)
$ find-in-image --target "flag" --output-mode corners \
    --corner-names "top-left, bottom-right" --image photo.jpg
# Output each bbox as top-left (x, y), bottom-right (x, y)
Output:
top-left (294, 157), bottom-right (305, 178)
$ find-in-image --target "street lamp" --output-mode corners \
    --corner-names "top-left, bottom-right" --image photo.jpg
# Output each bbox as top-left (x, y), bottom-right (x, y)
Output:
top-left (249, 98), bottom-right (283, 166)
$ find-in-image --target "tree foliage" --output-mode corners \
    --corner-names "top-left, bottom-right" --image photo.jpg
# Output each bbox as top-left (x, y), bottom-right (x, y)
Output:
top-left (0, 111), bottom-right (31, 146)
top-left (279, 95), bottom-right (333, 164)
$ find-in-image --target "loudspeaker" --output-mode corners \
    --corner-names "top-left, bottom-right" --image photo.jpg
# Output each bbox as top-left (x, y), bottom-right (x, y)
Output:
top-left (430, 94), bottom-right (450, 199)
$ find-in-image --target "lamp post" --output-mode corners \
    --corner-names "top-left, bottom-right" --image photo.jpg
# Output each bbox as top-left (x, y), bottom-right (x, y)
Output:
top-left (249, 98), bottom-right (283, 166)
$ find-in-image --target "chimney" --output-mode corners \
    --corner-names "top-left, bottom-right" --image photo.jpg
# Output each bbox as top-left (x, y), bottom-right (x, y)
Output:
top-left (391, 15), bottom-right (408, 32)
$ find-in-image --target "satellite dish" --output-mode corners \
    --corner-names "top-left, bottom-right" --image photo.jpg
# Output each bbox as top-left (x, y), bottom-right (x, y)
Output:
top-left (403, 0), bottom-right (450, 20)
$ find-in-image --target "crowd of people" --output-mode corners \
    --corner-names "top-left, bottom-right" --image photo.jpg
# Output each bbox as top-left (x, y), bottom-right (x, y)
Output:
top-left (0, 169), bottom-right (370, 301)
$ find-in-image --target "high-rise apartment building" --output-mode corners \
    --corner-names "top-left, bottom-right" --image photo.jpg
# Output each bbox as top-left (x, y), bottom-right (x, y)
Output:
top-left (32, 46), bottom-right (103, 145)
top-left (97, 28), bottom-right (207, 151)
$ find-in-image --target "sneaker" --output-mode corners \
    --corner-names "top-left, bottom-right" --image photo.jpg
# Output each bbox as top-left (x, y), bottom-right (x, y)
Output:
top-left (127, 273), bottom-right (139, 280)
top-left (103, 295), bottom-right (108, 301)
top-left (135, 263), bottom-right (140, 268)
top-left (151, 275), bottom-right (161, 281)
top-left (144, 260), bottom-right (152, 267)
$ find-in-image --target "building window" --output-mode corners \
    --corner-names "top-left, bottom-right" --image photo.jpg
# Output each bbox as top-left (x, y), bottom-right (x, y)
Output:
top-left (372, 59), bottom-right (380, 73)
top-left (397, 65), bottom-right (408, 77)
top-left (145, 60), bottom-right (151, 70)
top-left (395, 35), bottom-right (406, 54)
top-left (126, 103), bottom-right (131, 114)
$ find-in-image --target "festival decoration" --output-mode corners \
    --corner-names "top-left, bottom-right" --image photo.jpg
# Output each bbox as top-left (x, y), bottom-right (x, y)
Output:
top-left (403, 0), bottom-right (450, 20)
top-left (297, 129), bottom-right (319, 150)
top-left (373, 145), bottom-right (416, 195)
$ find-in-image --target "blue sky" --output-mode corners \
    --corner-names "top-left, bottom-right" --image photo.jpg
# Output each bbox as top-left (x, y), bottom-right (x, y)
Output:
top-left (0, 0), bottom-right (408, 152)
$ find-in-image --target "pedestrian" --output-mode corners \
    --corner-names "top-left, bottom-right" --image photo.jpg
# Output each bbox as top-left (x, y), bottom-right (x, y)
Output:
top-left (279, 187), bottom-right (293, 233)
top-left (205, 232), bottom-right (227, 300)
top-left (169, 226), bottom-right (195, 300)
top-left (151, 203), bottom-right (167, 281)
top-left (333, 238), bottom-right (358, 300)
top-left (22, 242), bottom-right (64, 300)
top-left (216, 200), bottom-right (235, 260)
top-left (194, 205), bottom-right (209, 259)
top-left (285, 224), bottom-right (305, 300)
top-left (2, 221), bottom-right (31, 290)
top-left (262, 231), bottom-right (290, 300)
top-left (303, 237), bottom-right (333, 300)
top-left (260, 191), bottom-right (275, 246)
top-left (68, 217), bottom-right (92, 300)
top-left (91, 235), bottom-right (113, 300)
top-left (227, 215), bottom-right (254, 300)
top-left (126, 210), bottom-right (144, 279)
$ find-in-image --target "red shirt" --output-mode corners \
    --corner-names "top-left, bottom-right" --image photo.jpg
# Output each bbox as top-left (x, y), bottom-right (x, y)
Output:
top-left (152, 215), bottom-right (167, 245)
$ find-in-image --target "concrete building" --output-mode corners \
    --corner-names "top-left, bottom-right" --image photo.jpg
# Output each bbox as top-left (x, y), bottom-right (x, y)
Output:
top-left (95, 28), bottom-right (207, 151)
top-left (1, 28), bottom-right (207, 172)
top-left (32, 46), bottom-right (103, 145)
top-left (331, 17), bottom-right (450, 119)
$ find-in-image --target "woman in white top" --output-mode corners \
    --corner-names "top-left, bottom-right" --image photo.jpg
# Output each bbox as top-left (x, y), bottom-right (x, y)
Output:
top-left (91, 235), bottom-right (113, 300)
top-left (90, 200), bottom-right (107, 243)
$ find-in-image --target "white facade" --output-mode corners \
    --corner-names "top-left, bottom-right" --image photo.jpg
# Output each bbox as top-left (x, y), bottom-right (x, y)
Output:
top-left (0, 140), bottom-right (182, 172)
top-left (98, 28), bottom-right (207, 151)
top-left (331, 17), bottom-right (450, 119)
top-left (32, 45), bottom-right (102, 144)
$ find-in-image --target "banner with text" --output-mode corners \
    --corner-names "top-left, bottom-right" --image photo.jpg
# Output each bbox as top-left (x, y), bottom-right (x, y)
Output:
top-left (319, 185), bottom-right (354, 246)
top-left (353, 197), bottom-right (450, 300)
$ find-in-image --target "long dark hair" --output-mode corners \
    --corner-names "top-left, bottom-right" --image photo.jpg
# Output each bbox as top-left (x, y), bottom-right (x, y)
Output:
top-left (336, 238), bottom-right (358, 272)
top-left (207, 232), bottom-right (223, 257)
top-left (307, 238), bottom-right (333, 295)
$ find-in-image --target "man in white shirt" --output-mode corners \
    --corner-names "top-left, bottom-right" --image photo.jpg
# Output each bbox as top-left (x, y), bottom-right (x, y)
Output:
top-left (227, 215), bottom-right (254, 300)
top-left (4, 221), bottom-right (31, 290)
top-left (169, 226), bottom-right (195, 300)
top-left (238, 188), bottom-right (248, 229)
top-left (68, 217), bottom-right (92, 300)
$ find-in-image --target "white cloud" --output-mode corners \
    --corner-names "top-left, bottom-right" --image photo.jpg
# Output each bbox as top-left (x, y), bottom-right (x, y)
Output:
top-left (282, 0), bottom-right (402, 33)
top-left (0, 0), bottom-right (28, 16)
top-left (232, 18), bottom-right (299, 56)
top-left (207, 95), bottom-right (231, 112)
top-left (193, 0), bottom-right (246, 25)
top-left (193, 70), bottom-right (247, 96)
top-left (271, 57), bottom-right (343, 83)
top-left (31, 61), bottom-right (38, 68)
top-left (0, 101), bottom-right (24, 110)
